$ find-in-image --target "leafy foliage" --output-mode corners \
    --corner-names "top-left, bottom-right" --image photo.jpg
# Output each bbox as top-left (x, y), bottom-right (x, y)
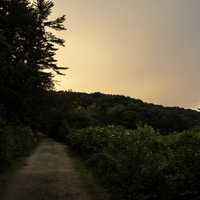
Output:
top-left (0, 0), bottom-right (66, 122)
top-left (41, 91), bottom-right (200, 134)
top-left (0, 121), bottom-right (37, 170)
top-left (67, 126), bottom-right (200, 200)
top-left (0, 0), bottom-right (67, 172)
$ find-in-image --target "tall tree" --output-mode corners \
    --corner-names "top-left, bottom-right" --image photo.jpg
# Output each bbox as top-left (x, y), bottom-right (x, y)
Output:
top-left (0, 0), bottom-right (66, 121)
top-left (28, 0), bottom-right (67, 90)
top-left (0, 0), bottom-right (66, 91)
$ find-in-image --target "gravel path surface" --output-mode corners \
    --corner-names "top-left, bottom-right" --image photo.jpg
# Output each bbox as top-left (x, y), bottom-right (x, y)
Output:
top-left (3, 138), bottom-right (99, 200)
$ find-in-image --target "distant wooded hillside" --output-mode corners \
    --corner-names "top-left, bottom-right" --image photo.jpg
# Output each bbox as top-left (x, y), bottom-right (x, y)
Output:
top-left (36, 91), bottom-right (200, 135)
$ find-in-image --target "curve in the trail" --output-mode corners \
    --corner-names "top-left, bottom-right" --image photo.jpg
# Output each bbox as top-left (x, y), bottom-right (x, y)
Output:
top-left (3, 138), bottom-right (100, 200)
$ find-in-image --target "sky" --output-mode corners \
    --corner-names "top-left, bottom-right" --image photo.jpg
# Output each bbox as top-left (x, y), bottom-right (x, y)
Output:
top-left (51, 0), bottom-right (200, 109)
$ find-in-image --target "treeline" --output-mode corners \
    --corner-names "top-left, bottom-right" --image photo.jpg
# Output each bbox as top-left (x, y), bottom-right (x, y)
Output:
top-left (35, 90), bottom-right (200, 138)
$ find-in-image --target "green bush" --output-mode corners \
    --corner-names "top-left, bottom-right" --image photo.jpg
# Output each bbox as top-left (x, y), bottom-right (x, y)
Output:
top-left (0, 121), bottom-right (36, 170)
top-left (67, 125), bottom-right (200, 200)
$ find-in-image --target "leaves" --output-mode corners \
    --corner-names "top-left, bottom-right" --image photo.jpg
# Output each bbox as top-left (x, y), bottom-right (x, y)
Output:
top-left (67, 126), bottom-right (200, 200)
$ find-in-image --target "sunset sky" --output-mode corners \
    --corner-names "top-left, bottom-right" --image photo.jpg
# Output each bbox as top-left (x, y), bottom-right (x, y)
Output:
top-left (52, 0), bottom-right (200, 109)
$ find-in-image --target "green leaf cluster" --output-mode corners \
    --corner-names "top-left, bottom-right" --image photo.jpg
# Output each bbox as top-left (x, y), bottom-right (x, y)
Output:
top-left (67, 126), bottom-right (200, 200)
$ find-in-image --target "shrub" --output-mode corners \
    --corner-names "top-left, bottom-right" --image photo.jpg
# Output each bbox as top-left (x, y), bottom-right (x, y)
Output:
top-left (67, 125), bottom-right (200, 200)
top-left (0, 122), bottom-right (36, 170)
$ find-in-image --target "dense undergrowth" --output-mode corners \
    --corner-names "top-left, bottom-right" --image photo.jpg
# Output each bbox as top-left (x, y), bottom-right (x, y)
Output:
top-left (0, 120), bottom-right (37, 171)
top-left (67, 125), bottom-right (200, 200)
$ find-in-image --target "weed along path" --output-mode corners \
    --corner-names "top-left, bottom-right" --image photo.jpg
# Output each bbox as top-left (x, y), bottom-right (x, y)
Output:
top-left (3, 138), bottom-right (107, 200)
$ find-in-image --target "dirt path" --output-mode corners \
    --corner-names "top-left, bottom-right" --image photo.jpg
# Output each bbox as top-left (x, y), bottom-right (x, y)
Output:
top-left (3, 138), bottom-right (106, 200)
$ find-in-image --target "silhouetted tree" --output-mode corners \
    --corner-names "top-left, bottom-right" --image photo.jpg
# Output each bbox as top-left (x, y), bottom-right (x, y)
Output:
top-left (0, 0), bottom-right (66, 121)
top-left (0, 0), bottom-right (66, 91)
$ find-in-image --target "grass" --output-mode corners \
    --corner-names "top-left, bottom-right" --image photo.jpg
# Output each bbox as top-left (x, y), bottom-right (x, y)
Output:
top-left (65, 146), bottom-right (111, 200)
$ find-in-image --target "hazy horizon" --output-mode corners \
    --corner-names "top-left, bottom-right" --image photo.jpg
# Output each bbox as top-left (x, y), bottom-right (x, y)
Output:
top-left (52, 0), bottom-right (200, 109)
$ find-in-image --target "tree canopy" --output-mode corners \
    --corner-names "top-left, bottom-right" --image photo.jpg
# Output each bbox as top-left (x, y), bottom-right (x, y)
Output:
top-left (0, 0), bottom-right (66, 120)
top-left (0, 0), bottom-right (66, 92)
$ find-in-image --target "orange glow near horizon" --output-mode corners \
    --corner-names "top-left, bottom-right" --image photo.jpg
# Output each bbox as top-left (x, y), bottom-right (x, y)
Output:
top-left (52, 0), bottom-right (200, 109)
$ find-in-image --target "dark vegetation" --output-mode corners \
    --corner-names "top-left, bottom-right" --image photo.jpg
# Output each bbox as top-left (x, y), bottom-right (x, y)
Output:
top-left (0, 1), bottom-right (200, 200)
top-left (0, 121), bottom-right (36, 171)
top-left (0, 0), bottom-right (66, 170)
top-left (37, 91), bottom-right (200, 134)
top-left (67, 126), bottom-right (200, 200)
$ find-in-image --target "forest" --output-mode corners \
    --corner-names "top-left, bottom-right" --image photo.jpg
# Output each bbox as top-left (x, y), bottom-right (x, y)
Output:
top-left (0, 1), bottom-right (200, 200)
